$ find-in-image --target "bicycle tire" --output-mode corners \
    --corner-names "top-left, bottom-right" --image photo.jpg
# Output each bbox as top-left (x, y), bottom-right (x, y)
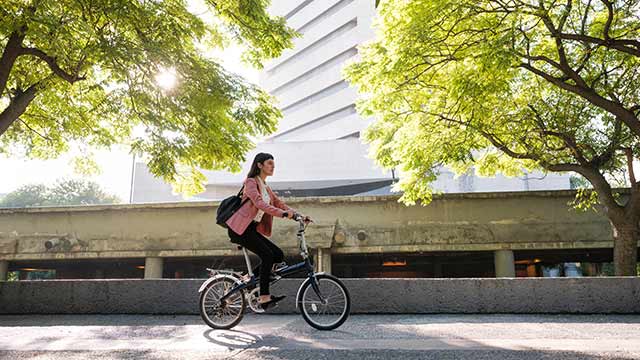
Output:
top-left (297, 273), bottom-right (350, 330)
top-left (199, 277), bottom-right (246, 329)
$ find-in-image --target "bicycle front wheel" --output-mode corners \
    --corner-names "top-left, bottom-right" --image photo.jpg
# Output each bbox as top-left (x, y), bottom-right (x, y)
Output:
top-left (297, 273), bottom-right (350, 330)
top-left (199, 277), bottom-right (246, 329)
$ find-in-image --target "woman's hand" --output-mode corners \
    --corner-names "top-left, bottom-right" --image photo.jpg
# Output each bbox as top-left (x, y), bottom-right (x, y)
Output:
top-left (289, 212), bottom-right (312, 223)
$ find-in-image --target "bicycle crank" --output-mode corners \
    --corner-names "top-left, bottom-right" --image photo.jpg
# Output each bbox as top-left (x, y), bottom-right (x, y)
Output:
top-left (247, 287), bottom-right (265, 313)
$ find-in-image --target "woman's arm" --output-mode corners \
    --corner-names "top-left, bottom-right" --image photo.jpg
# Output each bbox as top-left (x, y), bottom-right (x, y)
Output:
top-left (271, 190), bottom-right (295, 214)
top-left (244, 177), bottom-right (285, 218)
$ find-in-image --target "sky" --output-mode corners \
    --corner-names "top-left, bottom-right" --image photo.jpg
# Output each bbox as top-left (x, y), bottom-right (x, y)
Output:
top-left (0, 0), bottom-right (260, 202)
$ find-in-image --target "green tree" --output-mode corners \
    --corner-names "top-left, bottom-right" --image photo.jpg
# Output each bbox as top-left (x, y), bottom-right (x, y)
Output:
top-left (345, 0), bottom-right (640, 275)
top-left (0, 178), bottom-right (120, 207)
top-left (0, 183), bottom-right (49, 207)
top-left (0, 0), bottom-right (296, 194)
top-left (47, 178), bottom-right (120, 205)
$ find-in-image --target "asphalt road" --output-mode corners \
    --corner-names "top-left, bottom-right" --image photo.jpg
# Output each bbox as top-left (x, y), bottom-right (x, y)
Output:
top-left (1, 313), bottom-right (639, 359)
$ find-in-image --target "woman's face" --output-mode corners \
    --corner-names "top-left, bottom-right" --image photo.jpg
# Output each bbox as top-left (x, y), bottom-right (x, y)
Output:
top-left (259, 159), bottom-right (275, 177)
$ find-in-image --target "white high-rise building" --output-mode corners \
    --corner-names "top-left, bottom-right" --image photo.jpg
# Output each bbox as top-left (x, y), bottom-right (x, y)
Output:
top-left (258, 0), bottom-right (377, 142)
top-left (131, 0), bottom-right (570, 203)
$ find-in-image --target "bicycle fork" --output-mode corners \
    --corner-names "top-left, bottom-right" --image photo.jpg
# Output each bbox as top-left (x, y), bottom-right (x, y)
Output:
top-left (310, 274), bottom-right (325, 301)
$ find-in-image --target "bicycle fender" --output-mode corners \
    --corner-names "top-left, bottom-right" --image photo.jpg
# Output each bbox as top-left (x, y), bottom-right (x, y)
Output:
top-left (295, 272), bottom-right (326, 309)
top-left (197, 274), bottom-right (240, 293)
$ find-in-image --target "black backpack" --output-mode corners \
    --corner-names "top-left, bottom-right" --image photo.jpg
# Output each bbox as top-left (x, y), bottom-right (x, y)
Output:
top-left (216, 185), bottom-right (250, 228)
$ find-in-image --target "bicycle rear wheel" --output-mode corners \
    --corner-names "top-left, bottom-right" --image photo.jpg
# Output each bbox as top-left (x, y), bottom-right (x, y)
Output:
top-left (199, 277), bottom-right (246, 329)
top-left (297, 273), bottom-right (350, 330)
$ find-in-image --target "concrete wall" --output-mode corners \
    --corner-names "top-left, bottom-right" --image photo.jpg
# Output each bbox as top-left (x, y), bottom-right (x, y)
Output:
top-left (0, 190), bottom-right (618, 263)
top-left (2, 278), bottom-right (638, 314)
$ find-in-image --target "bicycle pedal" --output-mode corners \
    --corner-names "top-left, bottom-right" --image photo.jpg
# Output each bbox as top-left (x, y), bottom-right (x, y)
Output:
top-left (273, 262), bottom-right (287, 272)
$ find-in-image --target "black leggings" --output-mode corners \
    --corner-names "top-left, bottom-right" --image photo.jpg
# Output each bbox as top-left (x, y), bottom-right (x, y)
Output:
top-left (228, 220), bottom-right (284, 295)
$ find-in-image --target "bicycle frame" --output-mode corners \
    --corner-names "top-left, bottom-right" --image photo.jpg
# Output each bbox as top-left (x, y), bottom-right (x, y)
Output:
top-left (215, 217), bottom-right (325, 304)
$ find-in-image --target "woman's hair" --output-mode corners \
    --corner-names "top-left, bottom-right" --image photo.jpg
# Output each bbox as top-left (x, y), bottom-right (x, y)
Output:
top-left (246, 152), bottom-right (274, 179)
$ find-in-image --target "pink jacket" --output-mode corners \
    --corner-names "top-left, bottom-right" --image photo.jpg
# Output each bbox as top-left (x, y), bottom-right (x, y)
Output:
top-left (225, 176), bottom-right (296, 238)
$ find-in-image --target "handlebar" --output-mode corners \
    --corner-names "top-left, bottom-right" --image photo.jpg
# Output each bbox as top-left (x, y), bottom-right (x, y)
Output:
top-left (292, 212), bottom-right (312, 224)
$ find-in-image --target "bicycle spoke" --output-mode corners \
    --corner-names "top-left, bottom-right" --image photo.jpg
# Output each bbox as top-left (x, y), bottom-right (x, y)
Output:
top-left (301, 278), bottom-right (348, 328)
top-left (200, 278), bottom-right (245, 328)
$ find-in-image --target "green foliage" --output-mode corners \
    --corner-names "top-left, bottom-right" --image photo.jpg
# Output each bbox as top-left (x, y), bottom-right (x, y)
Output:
top-left (568, 188), bottom-right (599, 212)
top-left (0, 183), bottom-right (49, 207)
top-left (204, 0), bottom-right (299, 68)
top-left (568, 174), bottom-right (599, 212)
top-left (70, 152), bottom-right (101, 176)
top-left (0, 178), bottom-right (120, 207)
top-left (0, 0), bottom-right (296, 195)
top-left (344, 0), bottom-right (640, 208)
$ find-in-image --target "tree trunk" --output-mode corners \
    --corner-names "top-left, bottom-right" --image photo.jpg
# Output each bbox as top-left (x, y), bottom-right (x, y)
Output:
top-left (611, 220), bottom-right (639, 276)
top-left (0, 30), bottom-right (28, 137)
top-left (0, 31), bottom-right (25, 98)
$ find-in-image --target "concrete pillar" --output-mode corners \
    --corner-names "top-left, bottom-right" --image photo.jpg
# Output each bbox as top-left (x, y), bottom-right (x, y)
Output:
top-left (494, 250), bottom-right (515, 277)
top-left (144, 257), bottom-right (164, 279)
top-left (314, 248), bottom-right (332, 274)
top-left (0, 260), bottom-right (8, 281)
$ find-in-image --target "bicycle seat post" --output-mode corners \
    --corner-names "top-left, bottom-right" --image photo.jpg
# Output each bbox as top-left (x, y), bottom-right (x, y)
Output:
top-left (240, 246), bottom-right (254, 277)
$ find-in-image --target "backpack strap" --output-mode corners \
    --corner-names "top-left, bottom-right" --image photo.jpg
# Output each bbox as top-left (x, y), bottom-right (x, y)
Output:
top-left (237, 184), bottom-right (250, 207)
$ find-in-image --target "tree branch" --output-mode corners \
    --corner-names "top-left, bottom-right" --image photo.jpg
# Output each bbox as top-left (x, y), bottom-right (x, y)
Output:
top-left (591, 118), bottom-right (624, 168)
top-left (19, 47), bottom-right (86, 84)
top-left (0, 81), bottom-right (42, 136)
top-left (519, 62), bottom-right (640, 137)
top-left (622, 147), bottom-right (636, 186)
top-left (600, 0), bottom-right (613, 41)
top-left (18, 118), bottom-right (53, 143)
top-left (430, 109), bottom-right (626, 217)
top-left (556, 32), bottom-right (640, 57)
top-left (538, 8), bottom-right (589, 88)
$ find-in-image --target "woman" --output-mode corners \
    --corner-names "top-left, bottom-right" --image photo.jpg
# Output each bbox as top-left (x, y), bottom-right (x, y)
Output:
top-left (225, 152), bottom-right (312, 310)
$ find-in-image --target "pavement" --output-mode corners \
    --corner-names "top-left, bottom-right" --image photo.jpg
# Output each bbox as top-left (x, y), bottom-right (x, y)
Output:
top-left (1, 313), bottom-right (639, 359)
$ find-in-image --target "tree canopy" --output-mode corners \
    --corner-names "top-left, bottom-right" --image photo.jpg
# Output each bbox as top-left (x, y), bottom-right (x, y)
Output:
top-left (0, 0), bottom-right (297, 194)
top-left (344, 0), bottom-right (640, 274)
top-left (0, 178), bottom-right (120, 207)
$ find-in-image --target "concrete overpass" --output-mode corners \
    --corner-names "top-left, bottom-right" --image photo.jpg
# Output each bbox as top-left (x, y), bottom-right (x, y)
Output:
top-left (0, 189), bottom-right (626, 280)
